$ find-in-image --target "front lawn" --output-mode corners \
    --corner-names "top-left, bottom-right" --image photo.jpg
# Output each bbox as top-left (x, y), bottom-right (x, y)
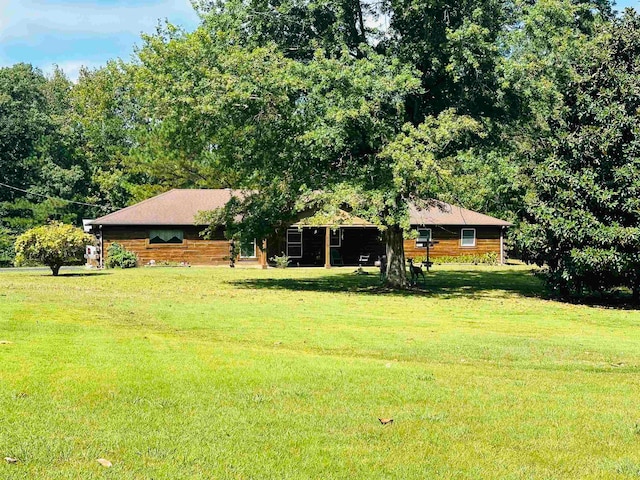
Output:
top-left (1, 266), bottom-right (639, 479)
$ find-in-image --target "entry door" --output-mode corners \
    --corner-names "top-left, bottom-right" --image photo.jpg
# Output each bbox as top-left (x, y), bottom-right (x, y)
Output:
top-left (330, 228), bottom-right (341, 248)
top-left (286, 229), bottom-right (303, 258)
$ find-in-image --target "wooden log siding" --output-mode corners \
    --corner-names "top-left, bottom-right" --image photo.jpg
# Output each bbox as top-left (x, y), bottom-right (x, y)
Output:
top-left (102, 226), bottom-right (264, 266)
top-left (101, 224), bottom-right (501, 266)
top-left (404, 226), bottom-right (502, 259)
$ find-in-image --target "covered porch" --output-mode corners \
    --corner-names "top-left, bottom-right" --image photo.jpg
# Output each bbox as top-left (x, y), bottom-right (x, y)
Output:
top-left (289, 226), bottom-right (383, 268)
top-left (264, 210), bottom-right (385, 268)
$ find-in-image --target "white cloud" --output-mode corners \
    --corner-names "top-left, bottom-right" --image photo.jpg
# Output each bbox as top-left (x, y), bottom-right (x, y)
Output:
top-left (0, 0), bottom-right (198, 40)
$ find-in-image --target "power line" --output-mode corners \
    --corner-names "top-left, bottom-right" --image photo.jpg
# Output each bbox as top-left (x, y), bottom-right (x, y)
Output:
top-left (0, 181), bottom-right (111, 211)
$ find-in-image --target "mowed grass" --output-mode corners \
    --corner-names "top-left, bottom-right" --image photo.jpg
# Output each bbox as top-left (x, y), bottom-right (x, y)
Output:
top-left (1, 265), bottom-right (640, 479)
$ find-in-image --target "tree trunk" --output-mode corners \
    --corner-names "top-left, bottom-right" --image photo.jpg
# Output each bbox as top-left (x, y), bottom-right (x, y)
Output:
top-left (354, 0), bottom-right (367, 42)
top-left (384, 225), bottom-right (407, 288)
top-left (51, 264), bottom-right (60, 276)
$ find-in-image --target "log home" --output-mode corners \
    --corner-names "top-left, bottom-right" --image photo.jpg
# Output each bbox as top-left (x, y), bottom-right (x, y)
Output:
top-left (88, 189), bottom-right (511, 267)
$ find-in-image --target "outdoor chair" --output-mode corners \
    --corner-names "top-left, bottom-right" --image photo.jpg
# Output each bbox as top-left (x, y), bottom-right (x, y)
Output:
top-left (358, 254), bottom-right (370, 266)
top-left (330, 248), bottom-right (344, 266)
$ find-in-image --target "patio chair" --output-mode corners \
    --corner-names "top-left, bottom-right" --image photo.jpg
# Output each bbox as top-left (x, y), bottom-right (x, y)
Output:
top-left (330, 248), bottom-right (344, 266)
top-left (358, 253), bottom-right (370, 266)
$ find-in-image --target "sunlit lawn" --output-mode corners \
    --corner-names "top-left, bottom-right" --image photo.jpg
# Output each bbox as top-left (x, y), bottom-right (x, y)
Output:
top-left (1, 265), bottom-right (639, 479)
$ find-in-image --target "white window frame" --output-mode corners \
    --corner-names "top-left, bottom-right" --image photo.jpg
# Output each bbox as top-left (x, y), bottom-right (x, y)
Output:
top-left (286, 229), bottom-right (303, 258)
top-left (461, 228), bottom-right (476, 247)
top-left (416, 228), bottom-right (432, 246)
top-left (240, 238), bottom-right (257, 259)
top-left (330, 228), bottom-right (341, 248)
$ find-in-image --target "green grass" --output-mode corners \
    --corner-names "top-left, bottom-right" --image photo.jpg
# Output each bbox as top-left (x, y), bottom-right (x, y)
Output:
top-left (1, 265), bottom-right (639, 479)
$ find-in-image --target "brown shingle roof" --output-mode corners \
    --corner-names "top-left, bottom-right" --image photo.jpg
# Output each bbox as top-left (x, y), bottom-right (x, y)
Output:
top-left (409, 200), bottom-right (512, 226)
top-left (91, 189), bottom-right (243, 226)
top-left (91, 190), bottom-right (511, 227)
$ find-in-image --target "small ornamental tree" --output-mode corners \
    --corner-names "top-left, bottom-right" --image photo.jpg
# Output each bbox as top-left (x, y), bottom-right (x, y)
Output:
top-left (14, 223), bottom-right (93, 276)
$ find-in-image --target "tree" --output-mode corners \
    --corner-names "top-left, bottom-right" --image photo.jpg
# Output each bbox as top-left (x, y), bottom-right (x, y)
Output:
top-left (0, 64), bottom-right (48, 204)
top-left (133, 18), bottom-right (492, 286)
top-left (71, 62), bottom-right (140, 210)
top-left (14, 223), bottom-right (92, 276)
top-left (516, 10), bottom-right (640, 299)
top-left (0, 64), bottom-right (93, 264)
top-left (144, 1), bottom-right (602, 288)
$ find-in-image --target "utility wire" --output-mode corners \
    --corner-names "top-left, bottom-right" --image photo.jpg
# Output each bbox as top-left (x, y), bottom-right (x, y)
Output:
top-left (0, 181), bottom-right (111, 211)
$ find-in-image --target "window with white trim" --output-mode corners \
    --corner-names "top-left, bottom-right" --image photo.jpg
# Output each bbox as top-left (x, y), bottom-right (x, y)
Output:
top-left (416, 228), bottom-right (432, 246)
top-left (240, 238), bottom-right (256, 258)
top-left (286, 229), bottom-right (303, 258)
top-left (330, 228), bottom-right (341, 247)
top-left (461, 228), bottom-right (476, 247)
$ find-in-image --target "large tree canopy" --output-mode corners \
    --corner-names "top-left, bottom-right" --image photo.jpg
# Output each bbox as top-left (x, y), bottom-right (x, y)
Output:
top-left (516, 10), bottom-right (640, 298)
top-left (133, 14), bottom-right (492, 286)
top-left (126, 0), bottom-right (615, 287)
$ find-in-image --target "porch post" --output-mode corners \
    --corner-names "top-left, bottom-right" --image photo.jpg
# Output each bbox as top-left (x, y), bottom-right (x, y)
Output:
top-left (325, 227), bottom-right (331, 269)
top-left (500, 227), bottom-right (505, 265)
top-left (260, 239), bottom-right (268, 269)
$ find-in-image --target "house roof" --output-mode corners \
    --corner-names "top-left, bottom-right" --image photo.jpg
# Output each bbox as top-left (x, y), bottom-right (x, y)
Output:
top-left (90, 189), bottom-right (511, 227)
top-left (90, 189), bottom-right (242, 226)
top-left (409, 200), bottom-right (512, 227)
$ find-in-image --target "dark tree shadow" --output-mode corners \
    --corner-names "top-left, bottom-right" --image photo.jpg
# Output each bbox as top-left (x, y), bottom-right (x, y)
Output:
top-left (228, 268), bottom-right (545, 300)
top-left (231, 268), bottom-right (640, 309)
top-left (1, 267), bottom-right (110, 277)
top-left (25, 271), bottom-right (112, 278)
top-left (54, 272), bottom-right (112, 277)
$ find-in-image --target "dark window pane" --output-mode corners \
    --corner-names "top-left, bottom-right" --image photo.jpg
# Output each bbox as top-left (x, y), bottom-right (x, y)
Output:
top-left (461, 229), bottom-right (475, 246)
top-left (240, 239), bottom-right (256, 258)
top-left (149, 230), bottom-right (184, 244)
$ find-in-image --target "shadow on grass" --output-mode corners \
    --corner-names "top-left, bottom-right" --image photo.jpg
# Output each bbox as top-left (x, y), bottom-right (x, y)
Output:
top-left (54, 272), bottom-right (112, 277)
top-left (0, 267), bottom-right (110, 277)
top-left (23, 271), bottom-right (112, 278)
top-left (229, 268), bottom-right (544, 300)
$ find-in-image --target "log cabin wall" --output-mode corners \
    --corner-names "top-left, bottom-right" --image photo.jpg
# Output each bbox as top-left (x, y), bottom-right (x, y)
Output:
top-left (102, 224), bottom-right (503, 266)
top-left (101, 225), bottom-right (263, 266)
top-left (404, 226), bottom-right (502, 259)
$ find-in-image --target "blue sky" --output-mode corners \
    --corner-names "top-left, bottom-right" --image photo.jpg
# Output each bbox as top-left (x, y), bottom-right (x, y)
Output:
top-left (0, 0), bottom-right (199, 80)
top-left (1, 0), bottom-right (639, 81)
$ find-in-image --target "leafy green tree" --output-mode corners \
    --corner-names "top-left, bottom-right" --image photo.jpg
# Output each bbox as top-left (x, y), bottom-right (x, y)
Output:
top-left (0, 64), bottom-right (48, 203)
top-left (193, 0), bottom-right (373, 59)
top-left (14, 223), bottom-right (93, 276)
top-left (135, 20), bottom-right (491, 286)
top-left (516, 10), bottom-right (640, 299)
top-left (0, 226), bottom-right (14, 267)
top-left (71, 62), bottom-right (139, 210)
top-left (0, 64), bottom-right (95, 263)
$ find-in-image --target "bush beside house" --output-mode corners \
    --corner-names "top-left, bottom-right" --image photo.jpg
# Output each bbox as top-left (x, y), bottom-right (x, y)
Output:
top-left (105, 243), bottom-right (138, 269)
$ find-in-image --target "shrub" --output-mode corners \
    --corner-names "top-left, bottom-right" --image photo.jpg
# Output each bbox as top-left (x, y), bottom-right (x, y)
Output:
top-left (270, 253), bottom-right (290, 268)
top-left (14, 222), bottom-right (93, 276)
top-left (106, 243), bottom-right (138, 269)
top-left (433, 252), bottom-right (499, 265)
top-left (0, 227), bottom-right (14, 268)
